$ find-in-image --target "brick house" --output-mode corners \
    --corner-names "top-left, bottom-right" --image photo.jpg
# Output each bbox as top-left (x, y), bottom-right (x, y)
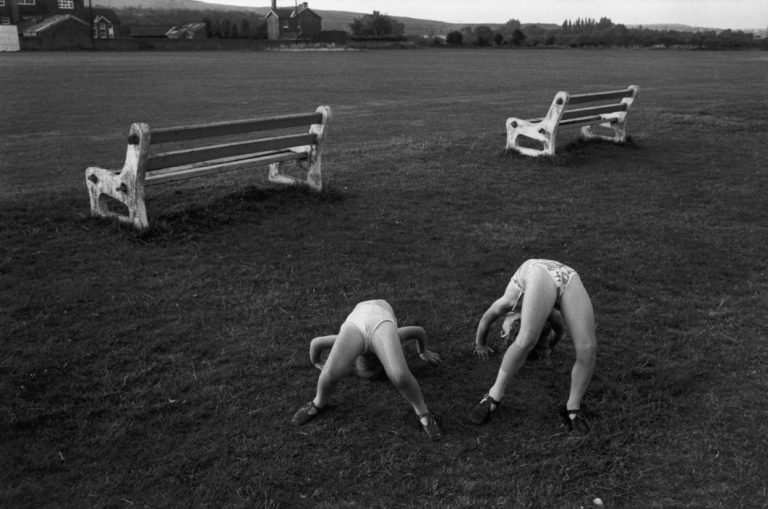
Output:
top-left (0, 0), bottom-right (87, 26)
top-left (265, 1), bottom-right (321, 41)
top-left (0, 1), bottom-right (119, 39)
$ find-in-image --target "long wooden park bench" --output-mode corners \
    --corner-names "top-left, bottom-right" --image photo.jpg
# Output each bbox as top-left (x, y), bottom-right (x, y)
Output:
top-left (85, 105), bottom-right (331, 229)
top-left (505, 85), bottom-right (638, 157)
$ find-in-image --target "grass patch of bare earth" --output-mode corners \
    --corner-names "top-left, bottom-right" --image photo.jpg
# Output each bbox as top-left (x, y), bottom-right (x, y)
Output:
top-left (1, 49), bottom-right (766, 508)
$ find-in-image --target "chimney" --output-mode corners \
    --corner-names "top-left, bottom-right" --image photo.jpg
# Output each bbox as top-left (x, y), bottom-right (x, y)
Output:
top-left (271, 0), bottom-right (277, 10)
top-left (9, 0), bottom-right (20, 24)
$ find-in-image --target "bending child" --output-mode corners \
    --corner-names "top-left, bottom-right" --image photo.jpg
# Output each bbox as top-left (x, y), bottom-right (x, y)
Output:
top-left (291, 299), bottom-right (443, 441)
top-left (501, 308), bottom-right (566, 361)
top-left (470, 259), bottom-right (597, 435)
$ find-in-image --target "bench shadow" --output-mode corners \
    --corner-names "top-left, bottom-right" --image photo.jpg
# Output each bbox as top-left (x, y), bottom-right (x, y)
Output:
top-left (564, 135), bottom-right (639, 153)
top-left (504, 135), bottom-right (640, 166)
top-left (134, 184), bottom-right (344, 242)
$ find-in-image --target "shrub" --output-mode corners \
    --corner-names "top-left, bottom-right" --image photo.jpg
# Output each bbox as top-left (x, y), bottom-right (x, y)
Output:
top-left (446, 30), bottom-right (463, 45)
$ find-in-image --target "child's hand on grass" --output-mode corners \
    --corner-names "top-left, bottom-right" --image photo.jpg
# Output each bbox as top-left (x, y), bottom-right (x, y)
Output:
top-left (474, 344), bottom-right (494, 360)
top-left (419, 349), bottom-right (442, 365)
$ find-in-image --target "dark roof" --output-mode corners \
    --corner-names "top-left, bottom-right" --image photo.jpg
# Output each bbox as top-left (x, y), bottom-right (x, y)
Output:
top-left (298, 7), bottom-right (323, 19)
top-left (266, 8), bottom-right (295, 19)
top-left (266, 6), bottom-right (321, 20)
top-left (22, 15), bottom-right (89, 36)
top-left (295, 6), bottom-right (321, 19)
top-left (93, 8), bottom-right (120, 24)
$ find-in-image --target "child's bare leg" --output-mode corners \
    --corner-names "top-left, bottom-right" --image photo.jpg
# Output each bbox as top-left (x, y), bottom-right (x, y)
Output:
top-left (489, 266), bottom-right (557, 403)
top-left (559, 276), bottom-right (597, 412)
top-left (370, 322), bottom-right (430, 419)
top-left (312, 324), bottom-right (365, 411)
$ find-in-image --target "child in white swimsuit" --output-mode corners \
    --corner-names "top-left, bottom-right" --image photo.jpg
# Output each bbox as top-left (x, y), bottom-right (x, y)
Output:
top-left (343, 300), bottom-right (398, 354)
top-left (291, 299), bottom-right (444, 441)
top-left (471, 259), bottom-right (598, 436)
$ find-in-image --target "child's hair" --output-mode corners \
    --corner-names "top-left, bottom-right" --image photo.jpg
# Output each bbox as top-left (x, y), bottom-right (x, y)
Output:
top-left (501, 313), bottom-right (553, 348)
top-left (501, 311), bottom-right (522, 340)
top-left (354, 352), bottom-right (383, 379)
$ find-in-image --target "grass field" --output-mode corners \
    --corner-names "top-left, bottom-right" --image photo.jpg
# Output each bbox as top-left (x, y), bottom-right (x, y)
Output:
top-left (1, 49), bottom-right (767, 508)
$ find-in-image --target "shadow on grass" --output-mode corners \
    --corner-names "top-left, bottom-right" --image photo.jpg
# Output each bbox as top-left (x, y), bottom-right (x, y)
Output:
top-left (564, 136), bottom-right (640, 154)
top-left (87, 184), bottom-right (345, 243)
top-left (504, 136), bottom-right (640, 166)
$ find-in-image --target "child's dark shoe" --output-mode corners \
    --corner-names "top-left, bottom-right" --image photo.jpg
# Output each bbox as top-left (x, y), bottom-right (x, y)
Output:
top-left (292, 401), bottom-right (322, 425)
top-left (559, 405), bottom-right (591, 436)
top-left (469, 393), bottom-right (500, 424)
top-left (418, 412), bottom-right (442, 441)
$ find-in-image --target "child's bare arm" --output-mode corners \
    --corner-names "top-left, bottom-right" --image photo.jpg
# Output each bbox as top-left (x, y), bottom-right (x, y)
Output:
top-left (475, 298), bottom-right (510, 359)
top-left (397, 326), bottom-right (442, 364)
top-left (397, 326), bottom-right (427, 352)
top-left (309, 335), bottom-right (337, 370)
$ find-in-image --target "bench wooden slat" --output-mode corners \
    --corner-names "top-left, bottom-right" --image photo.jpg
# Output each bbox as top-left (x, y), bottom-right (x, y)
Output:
top-left (567, 88), bottom-right (635, 106)
top-left (145, 150), bottom-right (308, 186)
top-left (148, 150), bottom-right (293, 177)
top-left (560, 102), bottom-right (627, 121)
top-left (528, 104), bottom-right (626, 124)
top-left (149, 112), bottom-right (323, 144)
top-left (147, 132), bottom-right (316, 171)
top-left (527, 114), bottom-right (621, 127)
top-left (559, 115), bottom-right (619, 127)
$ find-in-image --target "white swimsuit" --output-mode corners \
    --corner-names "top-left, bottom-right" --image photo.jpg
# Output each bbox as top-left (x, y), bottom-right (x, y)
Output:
top-left (342, 300), bottom-right (398, 353)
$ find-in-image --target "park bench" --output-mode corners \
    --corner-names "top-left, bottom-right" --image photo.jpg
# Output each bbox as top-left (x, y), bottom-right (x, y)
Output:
top-left (85, 105), bottom-right (331, 229)
top-left (505, 85), bottom-right (639, 157)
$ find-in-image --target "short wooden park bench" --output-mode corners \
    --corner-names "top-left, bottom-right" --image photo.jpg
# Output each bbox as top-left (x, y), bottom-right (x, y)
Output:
top-left (85, 105), bottom-right (331, 229)
top-left (505, 85), bottom-right (639, 157)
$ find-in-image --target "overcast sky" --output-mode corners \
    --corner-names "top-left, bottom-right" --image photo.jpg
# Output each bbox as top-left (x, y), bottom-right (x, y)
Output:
top-left (199, 0), bottom-right (767, 29)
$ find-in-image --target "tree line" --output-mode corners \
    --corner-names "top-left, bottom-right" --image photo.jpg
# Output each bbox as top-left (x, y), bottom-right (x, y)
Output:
top-left (350, 12), bottom-right (764, 50)
top-left (448, 17), bottom-right (764, 49)
top-left (202, 15), bottom-right (267, 39)
top-left (348, 11), bottom-right (405, 39)
top-left (113, 8), bottom-right (765, 49)
top-left (115, 8), bottom-right (268, 39)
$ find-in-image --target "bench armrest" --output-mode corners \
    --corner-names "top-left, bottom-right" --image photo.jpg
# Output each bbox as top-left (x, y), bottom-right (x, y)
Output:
top-left (84, 122), bottom-right (151, 229)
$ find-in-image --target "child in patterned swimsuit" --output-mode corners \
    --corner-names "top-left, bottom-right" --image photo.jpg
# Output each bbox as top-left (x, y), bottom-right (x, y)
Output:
top-left (470, 259), bottom-right (598, 435)
top-left (291, 299), bottom-right (444, 441)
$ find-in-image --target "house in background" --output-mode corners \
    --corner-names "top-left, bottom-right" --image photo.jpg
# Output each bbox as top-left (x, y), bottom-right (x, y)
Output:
top-left (265, 0), bottom-right (321, 41)
top-left (92, 8), bottom-right (120, 39)
top-left (0, 0), bottom-right (95, 48)
top-left (0, 0), bottom-right (120, 47)
top-left (0, 0), bottom-right (88, 26)
top-left (21, 13), bottom-right (90, 47)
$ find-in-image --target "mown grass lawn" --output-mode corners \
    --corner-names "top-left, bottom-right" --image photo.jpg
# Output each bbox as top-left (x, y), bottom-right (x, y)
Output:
top-left (1, 49), bottom-right (767, 508)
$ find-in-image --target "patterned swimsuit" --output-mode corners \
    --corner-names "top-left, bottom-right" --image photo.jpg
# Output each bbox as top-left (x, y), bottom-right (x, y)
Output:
top-left (507, 259), bottom-right (578, 309)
